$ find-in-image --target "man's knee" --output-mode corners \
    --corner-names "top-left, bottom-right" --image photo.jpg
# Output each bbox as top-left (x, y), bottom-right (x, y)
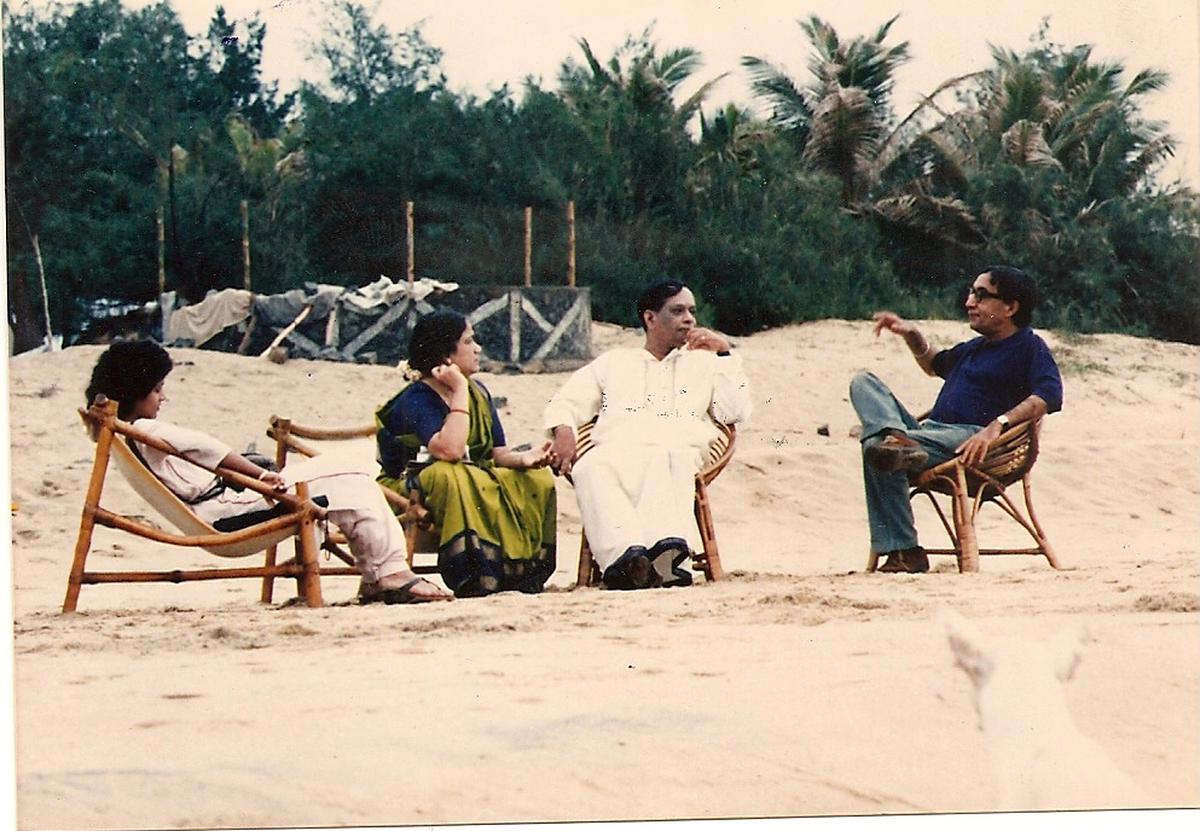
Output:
top-left (849, 371), bottom-right (892, 414)
top-left (849, 370), bottom-right (883, 399)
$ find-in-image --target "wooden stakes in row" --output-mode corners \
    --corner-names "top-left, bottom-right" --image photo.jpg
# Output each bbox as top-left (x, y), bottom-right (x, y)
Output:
top-left (162, 200), bottom-right (580, 294)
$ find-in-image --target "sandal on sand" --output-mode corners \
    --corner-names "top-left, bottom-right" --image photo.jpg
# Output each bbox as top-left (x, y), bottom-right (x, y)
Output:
top-left (361, 577), bottom-right (454, 604)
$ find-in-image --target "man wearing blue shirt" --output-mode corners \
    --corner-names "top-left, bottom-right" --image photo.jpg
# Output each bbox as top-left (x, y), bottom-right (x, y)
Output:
top-left (849, 266), bottom-right (1064, 574)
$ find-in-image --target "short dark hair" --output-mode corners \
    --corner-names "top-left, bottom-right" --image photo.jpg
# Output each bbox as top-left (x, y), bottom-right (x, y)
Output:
top-left (408, 309), bottom-right (468, 375)
top-left (85, 340), bottom-right (174, 420)
top-left (982, 265), bottom-right (1038, 328)
top-left (636, 279), bottom-right (689, 329)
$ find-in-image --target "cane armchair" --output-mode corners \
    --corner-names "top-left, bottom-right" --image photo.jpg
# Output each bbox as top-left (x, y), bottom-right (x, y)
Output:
top-left (866, 417), bottom-right (1059, 573)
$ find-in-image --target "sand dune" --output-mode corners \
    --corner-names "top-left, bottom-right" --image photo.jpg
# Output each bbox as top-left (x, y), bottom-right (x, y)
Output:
top-left (7, 319), bottom-right (1199, 828)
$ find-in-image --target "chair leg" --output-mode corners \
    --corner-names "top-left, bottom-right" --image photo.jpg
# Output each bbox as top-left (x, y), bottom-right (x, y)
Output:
top-left (260, 544), bottom-right (278, 604)
top-left (64, 411), bottom-right (118, 613)
top-left (1022, 475), bottom-right (1061, 569)
top-left (264, 418), bottom-right (294, 603)
top-left (576, 536), bottom-right (596, 588)
top-left (952, 466), bottom-right (979, 573)
top-left (293, 483), bottom-right (324, 608)
top-left (694, 480), bottom-right (723, 582)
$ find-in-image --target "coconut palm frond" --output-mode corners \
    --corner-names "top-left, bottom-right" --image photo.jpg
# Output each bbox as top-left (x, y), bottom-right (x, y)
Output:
top-left (655, 46), bottom-right (704, 92)
top-left (993, 63), bottom-right (1047, 132)
top-left (868, 193), bottom-right (986, 248)
top-left (675, 72), bottom-right (730, 127)
top-left (740, 55), bottom-right (815, 129)
top-left (916, 131), bottom-right (972, 191)
top-left (1049, 99), bottom-right (1116, 163)
top-left (575, 37), bottom-right (614, 88)
top-left (1123, 67), bottom-right (1170, 100)
top-left (1125, 133), bottom-right (1177, 184)
top-left (881, 70), bottom-right (987, 158)
top-left (1002, 119), bottom-right (1062, 169)
top-left (870, 13), bottom-right (903, 45)
top-left (802, 85), bottom-right (880, 163)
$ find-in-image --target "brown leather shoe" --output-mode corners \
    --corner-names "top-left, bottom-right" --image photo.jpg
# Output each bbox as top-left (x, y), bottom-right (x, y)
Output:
top-left (877, 547), bottom-right (929, 574)
top-left (865, 434), bottom-right (929, 473)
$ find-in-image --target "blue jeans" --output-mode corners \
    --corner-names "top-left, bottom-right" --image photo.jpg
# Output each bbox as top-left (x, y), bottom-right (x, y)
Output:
top-left (849, 372), bottom-right (982, 553)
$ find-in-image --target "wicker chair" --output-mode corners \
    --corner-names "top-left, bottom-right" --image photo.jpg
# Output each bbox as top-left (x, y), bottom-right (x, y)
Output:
top-left (64, 398), bottom-right (339, 612)
top-left (572, 418), bottom-right (737, 588)
top-left (866, 418), bottom-right (1060, 573)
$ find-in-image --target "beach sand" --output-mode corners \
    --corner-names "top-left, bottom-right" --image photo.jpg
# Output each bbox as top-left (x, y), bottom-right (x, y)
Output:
top-left (6, 319), bottom-right (1199, 829)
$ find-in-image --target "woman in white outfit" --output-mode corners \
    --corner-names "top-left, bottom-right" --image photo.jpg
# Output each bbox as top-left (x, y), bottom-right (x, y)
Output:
top-left (84, 340), bottom-right (452, 604)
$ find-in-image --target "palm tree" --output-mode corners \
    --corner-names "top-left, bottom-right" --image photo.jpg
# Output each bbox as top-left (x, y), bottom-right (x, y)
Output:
top-left (687, 103), bottom-right (776, 207)
top-left (557, 27), bottom-right (727, 218)
top-left (742, 14), bottom-right (910, 203)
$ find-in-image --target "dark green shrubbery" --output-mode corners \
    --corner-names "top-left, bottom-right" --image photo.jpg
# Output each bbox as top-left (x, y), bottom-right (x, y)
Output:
top-left (5, 1), bottom-right (1197, 350)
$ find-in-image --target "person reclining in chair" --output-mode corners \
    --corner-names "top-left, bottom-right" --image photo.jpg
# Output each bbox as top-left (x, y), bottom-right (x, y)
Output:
top-left (543, 279), bottom-right (752, 590)
top-left (850, 265), bottom-right (1064, 574)
top-left (85, 340), bottom-right (453, 604)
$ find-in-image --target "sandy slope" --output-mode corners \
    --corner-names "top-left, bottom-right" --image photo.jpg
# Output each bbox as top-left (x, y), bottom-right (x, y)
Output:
top-left (7, 319), bottom-right (1199, 828)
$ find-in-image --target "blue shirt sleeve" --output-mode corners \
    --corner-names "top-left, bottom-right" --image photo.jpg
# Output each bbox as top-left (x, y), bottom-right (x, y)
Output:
top-left (1027, 335), bottom-right (1064, 414)
top-left (387, 383), bottom-right (449, 447)
top-left (932, 339), bottom-right (973, 379)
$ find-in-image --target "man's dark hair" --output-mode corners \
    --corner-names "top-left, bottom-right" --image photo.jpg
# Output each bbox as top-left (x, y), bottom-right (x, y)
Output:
top-left (408, 309), bottom-right (469, 375)
top-left (85, 340), bottom-right (174, 420)
top-left (636, 279), bottom-right (689, 330)
top-left (983, 265), bottom-right (1038, 328)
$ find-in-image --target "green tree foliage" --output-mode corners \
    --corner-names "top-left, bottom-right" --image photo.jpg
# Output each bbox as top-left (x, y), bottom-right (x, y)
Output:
top-left (3, 0), bottom-right (292, 345)
top-left (5, 2), bottom-right (1197, 346)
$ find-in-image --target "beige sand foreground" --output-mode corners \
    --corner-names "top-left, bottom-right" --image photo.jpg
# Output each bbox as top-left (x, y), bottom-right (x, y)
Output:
top-left (7, 320), bottom-right (1199, 829)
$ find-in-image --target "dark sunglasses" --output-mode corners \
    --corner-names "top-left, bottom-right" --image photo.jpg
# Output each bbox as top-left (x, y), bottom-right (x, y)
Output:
top-left (966, 285), bottom-right (1003, 302)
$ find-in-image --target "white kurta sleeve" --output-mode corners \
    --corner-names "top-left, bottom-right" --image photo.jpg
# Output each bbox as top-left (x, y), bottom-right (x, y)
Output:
top-left (134, 419), bottom-right (235, 503)
top-left (141, 420), bottom-right (232, 468)
top-left (542, 356), bottom-right (606, 437)
top-left (710, 352), bottom-right (752, 425)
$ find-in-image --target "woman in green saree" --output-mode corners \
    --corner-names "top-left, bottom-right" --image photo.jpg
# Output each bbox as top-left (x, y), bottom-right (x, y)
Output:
top-left (376, 310), bottom-right (557, 597)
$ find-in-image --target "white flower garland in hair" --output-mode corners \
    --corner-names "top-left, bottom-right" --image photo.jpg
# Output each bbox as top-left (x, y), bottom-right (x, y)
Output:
top-left (396, 359), bottom-right (423, 382)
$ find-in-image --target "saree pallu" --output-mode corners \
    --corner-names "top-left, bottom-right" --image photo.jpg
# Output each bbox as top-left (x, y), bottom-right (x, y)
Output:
top-left (377, 380), bottom-right (556, 596)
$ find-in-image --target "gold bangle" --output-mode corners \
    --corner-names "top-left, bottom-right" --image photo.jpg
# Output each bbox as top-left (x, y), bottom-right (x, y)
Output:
top-left (448, 408), bottom-right (469, 415)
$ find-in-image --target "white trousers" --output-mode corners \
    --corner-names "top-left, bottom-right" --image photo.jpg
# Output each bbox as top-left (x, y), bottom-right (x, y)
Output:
top-left (571, 442), bottom-right (703, 576)
top-left (200, 453), bottom-right (410, 583)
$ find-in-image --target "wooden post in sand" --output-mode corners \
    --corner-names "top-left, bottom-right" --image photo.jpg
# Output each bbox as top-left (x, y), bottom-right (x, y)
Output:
top-left (32, 233), bottom-right (54, 351)
top-left (524, 206), bottom-right (533, 287)
top-left (156, 205), bottom-right (166, 295)
top-left (241, 199), bottom-right (251, 291)
top-left (566, 200), bottom-right (576, 287)
top-left (406, 201), bottom-right (415, 287)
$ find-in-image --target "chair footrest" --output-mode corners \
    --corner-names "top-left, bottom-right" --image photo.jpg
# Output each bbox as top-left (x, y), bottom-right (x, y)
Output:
top-left (922, 547), bottom-right (1048, 557)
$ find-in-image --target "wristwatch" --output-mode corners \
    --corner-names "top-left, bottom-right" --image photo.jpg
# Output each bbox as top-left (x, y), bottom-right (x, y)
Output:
top-left (995, 414), bottom-right (1011, 429)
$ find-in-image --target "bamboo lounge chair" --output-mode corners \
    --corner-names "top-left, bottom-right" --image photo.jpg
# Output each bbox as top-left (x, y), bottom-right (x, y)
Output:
top-left (572, 417), bottom-right (737, 588)
top-left (63, 397), bottom-right (350, 612)
top-left (264, 416), bottom-right (439, 600)
top-left (866, 417), bottom-right (1060, 573)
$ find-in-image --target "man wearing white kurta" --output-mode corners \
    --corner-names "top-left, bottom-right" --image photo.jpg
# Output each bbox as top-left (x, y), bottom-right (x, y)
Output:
top-left (544, 281), bottom-right (751, 589)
